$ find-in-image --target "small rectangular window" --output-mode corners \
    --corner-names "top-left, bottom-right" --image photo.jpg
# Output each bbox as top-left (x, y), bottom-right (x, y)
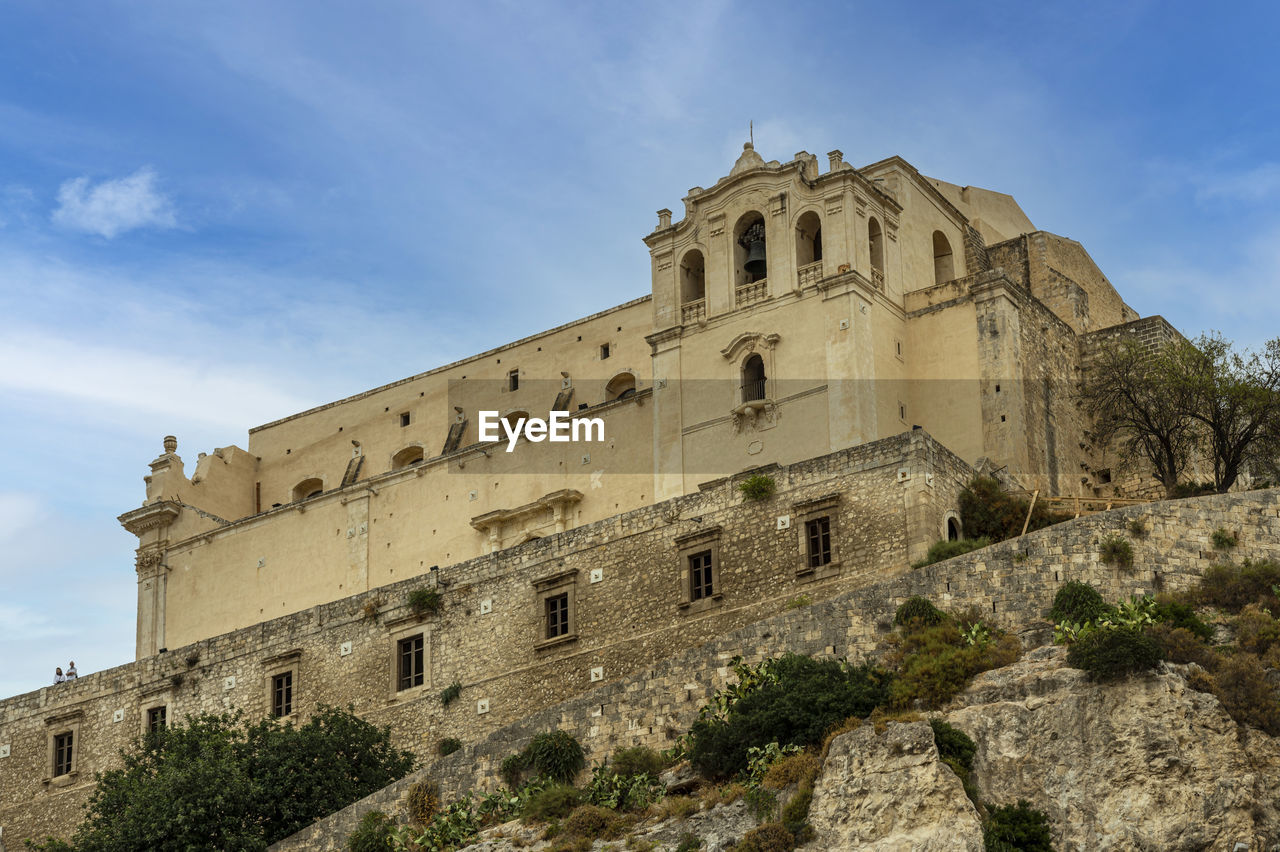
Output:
top-left (805, 517), bottom-right (832, 568)
top-left (508, 370), bottom-right (519, 392)
top-left (397, 635), bottom-right (424, 691)
top-left (53, 731), bottom-right (73, 777)
top-left (400, 412), bottom-right (411, 427)
top-left (545, 593), bottom-right (570, 639)
top-left (899, 403), bottom-right (906, 421)
top-left (600, 343), bottom-right (611, 360)
top-left (146, 706), bottom-right (167, 732)
top-left (271, 672), bottom-right (294, 717)
top-left (689, 550), bottom-right (714, 601)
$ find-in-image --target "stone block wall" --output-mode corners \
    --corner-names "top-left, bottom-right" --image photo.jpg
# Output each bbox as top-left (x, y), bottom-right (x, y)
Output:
top-left (0, 431), bottom-right (970, 845)
top-left (271, 487), bottom-right (1280, 850)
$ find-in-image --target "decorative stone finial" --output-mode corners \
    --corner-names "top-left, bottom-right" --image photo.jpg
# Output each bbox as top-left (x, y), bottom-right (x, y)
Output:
top-left (730, 142), bottom-right (766, 177)
top-left (828, 149), bottom-right (844, 171)
top-left (163, 435), bottom-right (178, 454)
top-left (657, 208), bottom-right (672, 229)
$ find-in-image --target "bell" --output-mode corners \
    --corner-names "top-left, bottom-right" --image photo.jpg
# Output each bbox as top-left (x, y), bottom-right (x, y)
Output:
top-left (744, 240), bottom-right (767, 277)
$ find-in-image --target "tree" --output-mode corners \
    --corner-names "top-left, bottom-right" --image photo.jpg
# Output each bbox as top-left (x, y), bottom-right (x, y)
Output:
top-left (1174, 333), bottom-right (1280, 493)
top-left (42, 706), bottom-right (415, 852)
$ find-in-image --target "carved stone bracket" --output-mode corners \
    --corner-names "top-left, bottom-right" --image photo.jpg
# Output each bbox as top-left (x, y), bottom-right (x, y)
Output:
top-left (731, 399), bottom-right (779, 433)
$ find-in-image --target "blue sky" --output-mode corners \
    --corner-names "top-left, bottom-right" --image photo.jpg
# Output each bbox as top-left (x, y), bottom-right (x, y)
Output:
top-left (1, 0), bottom-right (1278, 695)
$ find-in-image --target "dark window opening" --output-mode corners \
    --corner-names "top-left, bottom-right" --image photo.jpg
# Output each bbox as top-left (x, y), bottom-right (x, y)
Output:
top-left (147, 706), bottom-right (167, 732)
top-left (1097, 469), bottom-right (1112, 484)
top-left (400, 412), bottom-right (411, 427)
top-left (271, 672), bottom-right (293, 717)
top-left (53, 732), bottom-right (73, 777)
top-left (397, 635), bottom-right (424, 691)
top-left (947, 518), bottom-right (961, 541)
top-left (805, 517), bottom-right (832, 568)
top-left (742, 354), bottom-right (766, 403)
top-left (545, 593), bottom-right (570, 639)
top-left (689, 550), bottom-right (714, 601)
top-left (508, 370), bottom-right (519, 392)
top-left (600, 343), bottom-right (610, 360)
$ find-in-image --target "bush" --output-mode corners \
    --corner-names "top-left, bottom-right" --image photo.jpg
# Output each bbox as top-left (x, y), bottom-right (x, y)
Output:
top-left (1049, 581), bottom-right (1112, 625)
top-left (1195, 560), bottom-right (1280, 612)
top-left (734, 822), bottom-right (796, 852)
top-left (438, 737), bottom-right (463, 756)
top-left (688, 654), bottom-right (889, 779)
top-left (406, 779), bottom-right (440, 825)
top-left (982, 800), bottom-right (1054, 852)
top-left (1127, 517), bottom-right (1148, 537)
top-left (1235, 604), bottom-right (1280, 657)
top-left (1211, 527), bottom-right (1239, 550)
top-left (959, 477), bottom-right (1071, 542)
top-left (561, 804), bottom-right (628, 840)
top-left (889, 621), bottom-right (1020, 709)
top-left (739, 474), bottom-right (776, 501)
top-left (1150, 597), bottom-right (1214, 641)
top-left (675, 832), bottom-right (704, 851)
top-left (1173, 481), bottom-right (1216, 498)
top-left (1146, 624), bottom-right (1218, 669)
top-left (526, 730), bottom-right (586, 784)
top-left (1066, 627), bottom-right (1163, 680)
top-left (522, 784), bottom-right (583, 821)
top-left (408, 587), bottom-right (442, 615)
top-left (1205, 653), bottom-right (1280, 736)
top-left (894, 596), bottom-right (947, 628)
top-left (912, 537), bottom-right (992, 568)
top-left (609, 745), bottom-right (666, 779)
top-left (348, 810), bottom-right (396, 852)
top-left (583, 763), bottom-right (665, 811)
top-left (929, 719), bottom-right (976, 772)
top-left (439, 681), bottom-right (462, 706)
top-left (1099, 536), bottom-right (1134, 568)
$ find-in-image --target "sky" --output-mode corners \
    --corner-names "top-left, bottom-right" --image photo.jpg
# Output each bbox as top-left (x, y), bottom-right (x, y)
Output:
top-left (1, 0), bottom-right (1278, 696)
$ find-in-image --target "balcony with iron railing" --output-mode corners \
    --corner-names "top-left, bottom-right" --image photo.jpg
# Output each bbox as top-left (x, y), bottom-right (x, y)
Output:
top-left (740, 378), bottom-right (767, 403)
top-left (735, 279), bottom-right (768, 307)
top-left (681, 299), bottom-right (706, 325)
top-left (796, 260), bottom-right (823, 288)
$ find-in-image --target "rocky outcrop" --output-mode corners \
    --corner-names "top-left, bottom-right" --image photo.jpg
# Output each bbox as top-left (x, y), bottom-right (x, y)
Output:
top-left (808, 722), bottom-right (983, 850)
top-left (947, 645), bottom-right (1280, 851)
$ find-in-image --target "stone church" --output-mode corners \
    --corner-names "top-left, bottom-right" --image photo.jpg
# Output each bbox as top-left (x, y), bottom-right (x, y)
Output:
top-left (0, 143), bottom-right (1175, 844)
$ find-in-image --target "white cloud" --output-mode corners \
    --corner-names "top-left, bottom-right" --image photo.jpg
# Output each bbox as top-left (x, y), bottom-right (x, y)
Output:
top-left (52, 167), bottom-right (177, 238)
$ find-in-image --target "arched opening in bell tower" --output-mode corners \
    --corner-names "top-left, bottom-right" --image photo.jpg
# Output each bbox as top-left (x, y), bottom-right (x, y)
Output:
top-left (733, 212), bottom-right (767, 286)
top-left (795, 211), bottom-right (822, 267)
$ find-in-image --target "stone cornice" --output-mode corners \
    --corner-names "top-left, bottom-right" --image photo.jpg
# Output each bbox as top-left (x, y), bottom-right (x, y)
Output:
top-left (118, 501), bottom-right (181, 536)
top-left (471, 490), bottom-right (585, 533)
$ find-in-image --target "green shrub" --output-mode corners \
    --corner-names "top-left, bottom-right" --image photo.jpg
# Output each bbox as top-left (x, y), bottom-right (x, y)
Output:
top-left (408, 588), bottom-right (442, 615)
top-left (674, 833), bottom-right (703, 851)
top-left (405, 779), bottom-right (440, 825)
top-left (610, 745), bottom-right (666, 778)
top-left (1172, 481), bottom-right (1216, 498)
top-left (929, 719), bottom-right (976, 772)
top-left (438, 737), bottom-right (462, 756)
top-left (500, 752), bottom-right (528, 788)
top-left (734, 822), bottom-right (795, 852)
top-left (439, 680), bottom-right (462, 707)
top-left (1150, 597), bottom-right (1214, 641)
top-left (688, 654), bottom-right (889, 779)
top-left (526, 730), bottom-right (586, 784)
top-left (1194, 559), bottom-right (1280, 612)
top-left (1099, 536), bottom-right (1134, 568)
top-left (583, 763), bottom-right (665, 811)
top-left (522, 784), bottom-right (582, 821)
top-left (889, 621), bottom-right (1020, 709)
top-left (739, 474), bottom-right (776, 501)
top-left (1211, 528), bottom-right (1238, 550)
top-left (982, 800), bottom-right (1054, 852)
top-left (1066, 627), bottom-right (1163, 680)
top-left (912, 537), bottom-right (992, 568)
top-left (894, 596), bottom-right (947, 628)
top-left (1127, 517), bottom-right (1148, 537)
top-left (1235, 604), bottom-right (1280, 656)
top-left (1049, 581), bottom-right (1112, 625)
top-left (347, 810), bottom-right (396, 852)
top-left (959, 477), bottom-right (1071, 542)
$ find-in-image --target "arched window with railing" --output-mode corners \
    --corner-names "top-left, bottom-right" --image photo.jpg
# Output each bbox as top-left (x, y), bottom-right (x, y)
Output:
top-left (795, 211), bottom-right (823, 287)
top-left (741, 354), bottom-right (767, 403)
top-left (733, 212), bottom-right (768, 308)
top-left (679, 249), bottom-right (706, 324)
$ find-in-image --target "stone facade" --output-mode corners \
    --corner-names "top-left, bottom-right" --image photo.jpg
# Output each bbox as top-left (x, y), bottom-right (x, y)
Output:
top-left (118, 144), bottom-right (1159, 655)
top-left (270, 486), bottom-right (1280, 850)
top-left (0, 432), bottom-right (974, 845)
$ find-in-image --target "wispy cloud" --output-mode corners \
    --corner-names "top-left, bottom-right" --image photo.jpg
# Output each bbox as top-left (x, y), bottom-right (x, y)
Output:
top-left (52, 167), bottom-right (176, 238)
top-left (1193, 162), bottom-right (1280, 204)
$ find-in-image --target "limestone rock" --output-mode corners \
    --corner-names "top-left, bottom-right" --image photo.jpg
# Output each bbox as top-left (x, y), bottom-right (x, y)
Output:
top-left (947, 645), bottom-right (1280, 851)
top-left (807, 721), bottom-right (984, 851)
